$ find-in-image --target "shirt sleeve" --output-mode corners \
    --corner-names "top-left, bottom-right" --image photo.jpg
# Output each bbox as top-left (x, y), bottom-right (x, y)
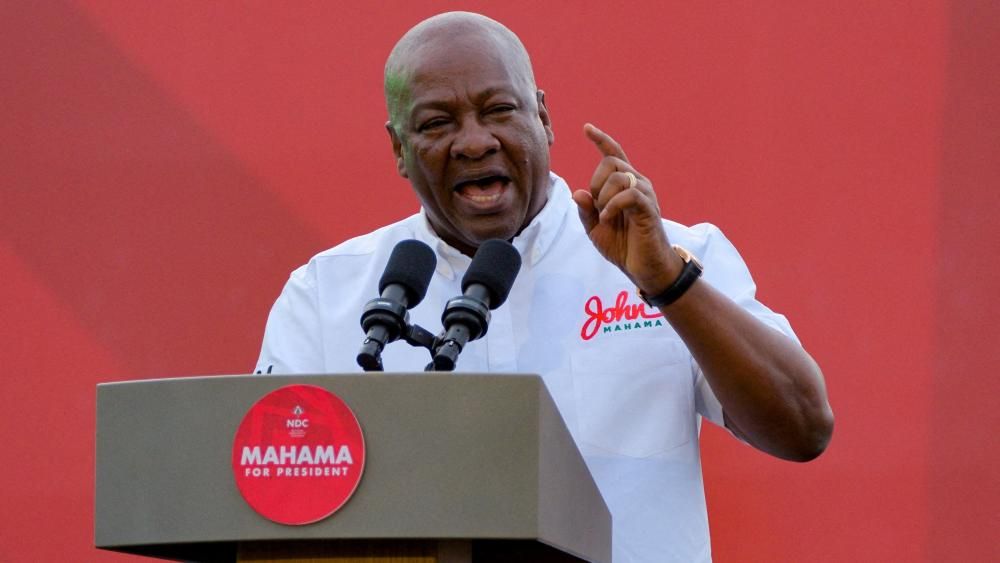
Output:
top-left (255, 262), bottom-right (325, 374)
top-left (676, 223), bottom-right (799, 428)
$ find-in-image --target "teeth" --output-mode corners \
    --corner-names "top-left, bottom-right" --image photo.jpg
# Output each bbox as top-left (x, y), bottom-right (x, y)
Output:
top-left (467, 193), bottom-right (501, 203)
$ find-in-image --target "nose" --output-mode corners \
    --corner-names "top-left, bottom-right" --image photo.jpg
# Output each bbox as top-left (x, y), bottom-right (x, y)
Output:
top-left (450, 118), bottom-right (500, 160)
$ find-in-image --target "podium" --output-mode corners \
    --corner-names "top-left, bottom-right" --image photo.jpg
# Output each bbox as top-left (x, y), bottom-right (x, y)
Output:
top-left (95, 374), bottom-right (611, 562)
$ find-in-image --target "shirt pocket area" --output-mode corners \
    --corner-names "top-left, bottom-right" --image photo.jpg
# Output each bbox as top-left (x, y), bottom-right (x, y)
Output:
top-left (570, 338), bottom-right (695, 458)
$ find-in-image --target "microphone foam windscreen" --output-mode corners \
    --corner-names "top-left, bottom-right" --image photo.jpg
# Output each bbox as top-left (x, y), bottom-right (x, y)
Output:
top-left (463, 239), bottom-right (522, 309)
top-left (378, 239), bottom-right (437, 306)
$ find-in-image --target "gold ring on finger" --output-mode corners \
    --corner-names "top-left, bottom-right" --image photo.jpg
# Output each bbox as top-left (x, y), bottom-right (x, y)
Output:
top-left (624, 171), bottom-right (637, 189)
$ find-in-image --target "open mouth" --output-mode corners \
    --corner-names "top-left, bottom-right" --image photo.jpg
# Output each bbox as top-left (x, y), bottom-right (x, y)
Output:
top-left (454, 175), bottom-right (510, 205)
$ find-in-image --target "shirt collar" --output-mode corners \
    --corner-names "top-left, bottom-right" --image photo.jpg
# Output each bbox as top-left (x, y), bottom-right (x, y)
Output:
top-left (412, 172), bottom-right (573, 280)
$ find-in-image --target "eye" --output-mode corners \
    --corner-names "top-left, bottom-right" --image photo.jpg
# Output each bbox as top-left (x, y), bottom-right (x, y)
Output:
top-left (418, 117), bottom-right (449, 132)
top-left (487, 104), bottom-right (516, 115)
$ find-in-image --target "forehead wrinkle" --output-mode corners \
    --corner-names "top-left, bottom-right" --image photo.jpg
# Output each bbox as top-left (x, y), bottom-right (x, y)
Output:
top-left (400, 46), bottom-right (536, 122)
top-left (410, 82), bottom-right (522, 108)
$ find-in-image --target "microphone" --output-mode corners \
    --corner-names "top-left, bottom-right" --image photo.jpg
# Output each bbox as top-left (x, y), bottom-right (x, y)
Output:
top-left (357, 240), bottom-right (436, 371)
top-left (433, 239), bottom-right (521, 371)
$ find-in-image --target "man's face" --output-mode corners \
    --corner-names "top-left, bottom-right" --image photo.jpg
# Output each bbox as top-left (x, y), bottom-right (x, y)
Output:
top-left (388, 35), bottom-right (554, 256)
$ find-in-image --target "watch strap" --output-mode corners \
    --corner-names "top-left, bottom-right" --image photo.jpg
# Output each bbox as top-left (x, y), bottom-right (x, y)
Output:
top-left (638, 246), bottom-right (703, 308)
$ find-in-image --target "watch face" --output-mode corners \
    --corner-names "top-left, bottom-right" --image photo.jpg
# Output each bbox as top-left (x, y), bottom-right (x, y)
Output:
top-left (672, 245), bottom-right (702, 268)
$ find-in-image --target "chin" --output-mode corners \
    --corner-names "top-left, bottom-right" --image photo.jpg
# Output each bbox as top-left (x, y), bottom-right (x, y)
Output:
top-left (468, 228), bottom-right (518, 247)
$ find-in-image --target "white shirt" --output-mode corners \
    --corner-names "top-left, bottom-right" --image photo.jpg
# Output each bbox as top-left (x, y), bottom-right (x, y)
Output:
top-left (257, 172), bottom-right (797, 562)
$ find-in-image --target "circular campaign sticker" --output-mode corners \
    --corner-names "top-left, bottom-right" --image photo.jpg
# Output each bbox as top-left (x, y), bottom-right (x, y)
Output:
top-left (232, 384), bottom-right (365, 525)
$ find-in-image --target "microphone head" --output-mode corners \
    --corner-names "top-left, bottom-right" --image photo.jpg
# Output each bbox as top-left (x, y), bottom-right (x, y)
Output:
top-left (462, 239), bottom-right (522, 309)
top-left (378, 239), bottom-right (437, 307)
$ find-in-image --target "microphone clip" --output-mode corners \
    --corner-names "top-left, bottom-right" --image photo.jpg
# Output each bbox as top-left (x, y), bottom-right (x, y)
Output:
top-left (431, 295), bottom-right (491, 371)
top-left (356, 298), bottom-right (409, 372)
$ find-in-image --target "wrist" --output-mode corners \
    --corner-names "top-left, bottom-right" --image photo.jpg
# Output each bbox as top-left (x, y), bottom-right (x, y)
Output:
top-left (637, 245), bottom-right (703, 308)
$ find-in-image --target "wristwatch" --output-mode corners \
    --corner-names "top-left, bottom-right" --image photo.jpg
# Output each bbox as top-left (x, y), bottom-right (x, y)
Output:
top-left (637, 245), bottom-right (703, 308)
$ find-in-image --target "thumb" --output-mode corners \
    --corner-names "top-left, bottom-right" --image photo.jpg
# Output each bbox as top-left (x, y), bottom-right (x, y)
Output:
top-left (571, 189), bottom-right (599, 233)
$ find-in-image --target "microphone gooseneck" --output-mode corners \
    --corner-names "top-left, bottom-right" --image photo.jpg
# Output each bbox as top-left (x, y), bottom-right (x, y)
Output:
top-left (433, 239), bottom-right (522, 371)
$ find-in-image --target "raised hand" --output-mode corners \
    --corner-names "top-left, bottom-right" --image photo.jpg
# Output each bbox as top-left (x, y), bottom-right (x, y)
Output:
top-left (571, 123), bottom-right (682, 295)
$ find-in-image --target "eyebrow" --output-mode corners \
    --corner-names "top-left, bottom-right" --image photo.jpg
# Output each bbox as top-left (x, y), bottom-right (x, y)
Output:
top-left (409, 86), bottom-right (518, 114)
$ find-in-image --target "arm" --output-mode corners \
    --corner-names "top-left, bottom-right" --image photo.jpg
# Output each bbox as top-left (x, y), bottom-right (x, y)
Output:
top-left (571, 123), bottom-right (833, 462)
top-left (256, 263), bottom-right (326, 375)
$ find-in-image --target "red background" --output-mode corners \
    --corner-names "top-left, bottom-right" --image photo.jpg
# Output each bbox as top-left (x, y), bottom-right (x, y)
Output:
top-left (1, 1), bottom-right (996, 561)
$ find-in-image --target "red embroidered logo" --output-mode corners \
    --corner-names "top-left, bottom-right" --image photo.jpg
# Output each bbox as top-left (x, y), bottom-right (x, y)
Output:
top-left (581, 290), bottom-right (665, 340)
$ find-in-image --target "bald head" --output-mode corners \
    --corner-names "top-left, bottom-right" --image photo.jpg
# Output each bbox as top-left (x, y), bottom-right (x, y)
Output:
top-left (384, 12), bottom-right (537, 133)
top-left (380, 12), bottom-right (554, 256)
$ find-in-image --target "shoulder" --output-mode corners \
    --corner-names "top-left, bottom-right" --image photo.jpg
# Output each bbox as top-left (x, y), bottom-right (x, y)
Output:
top-left (281, 214), bottom-right (424, 291)
top-left (311, 214), bottom-right (423, 263)
top-left (663, 220), bottom-right (739, 261)
top-left (662, 219), bottom-right (763, 299)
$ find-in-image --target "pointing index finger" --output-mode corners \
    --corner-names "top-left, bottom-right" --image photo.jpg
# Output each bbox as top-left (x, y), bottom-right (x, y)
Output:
top-left (584, 123), bottom-right (629, 163)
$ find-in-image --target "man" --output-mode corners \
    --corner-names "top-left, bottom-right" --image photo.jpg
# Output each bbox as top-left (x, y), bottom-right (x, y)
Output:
top-left (257, 11), bottom-right (833, 562)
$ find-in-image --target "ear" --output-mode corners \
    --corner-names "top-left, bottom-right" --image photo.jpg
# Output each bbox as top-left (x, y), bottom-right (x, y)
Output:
top-left (537, 90), bottom-right (555, 146)
top-left (385, 121), bottom-right (408, 178)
